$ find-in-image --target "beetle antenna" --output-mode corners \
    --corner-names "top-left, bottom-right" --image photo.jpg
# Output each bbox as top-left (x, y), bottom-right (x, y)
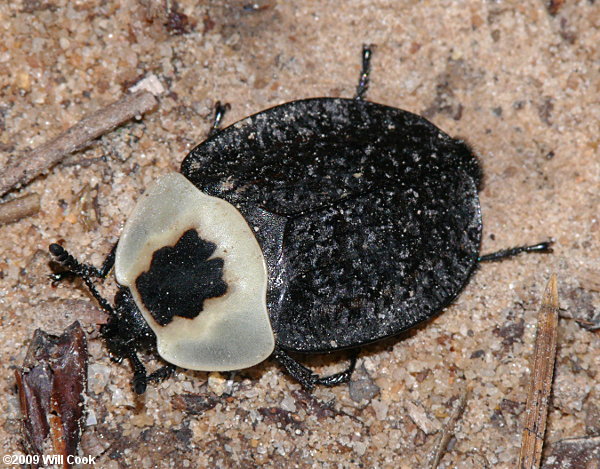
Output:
top-left (49, 243), bottom-right (116, 279)
top-left (478, 241), bottom-right (553, 262)
top-left (355, 44), bottom-right (374, 100)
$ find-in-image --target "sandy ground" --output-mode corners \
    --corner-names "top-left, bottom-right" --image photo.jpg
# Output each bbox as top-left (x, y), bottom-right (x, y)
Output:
top-left (0, 1), bottom-right (598, 468)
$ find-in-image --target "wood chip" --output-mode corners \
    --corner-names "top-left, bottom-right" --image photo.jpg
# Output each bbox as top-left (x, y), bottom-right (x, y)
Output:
top-left (518, 274), bottom-right (559, 469)
top-left (0, 90), bottom-right (157, 197)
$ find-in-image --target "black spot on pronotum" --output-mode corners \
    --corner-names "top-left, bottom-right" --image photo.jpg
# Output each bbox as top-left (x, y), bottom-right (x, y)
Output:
top-left (136, 229), bottom-right (227, 326)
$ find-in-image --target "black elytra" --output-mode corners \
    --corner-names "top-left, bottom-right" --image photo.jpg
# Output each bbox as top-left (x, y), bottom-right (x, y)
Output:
top-left (181, 99), bottom-right (483, 352)
top-left (49, 45), bottom-right (552, 393)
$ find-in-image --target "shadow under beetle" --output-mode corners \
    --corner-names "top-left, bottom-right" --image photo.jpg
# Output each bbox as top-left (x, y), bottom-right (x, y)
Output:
top-left (50, 46), bottom-right (552, 394)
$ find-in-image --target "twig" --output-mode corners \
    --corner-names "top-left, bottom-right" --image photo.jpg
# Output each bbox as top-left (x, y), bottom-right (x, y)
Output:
top-left (0, 193), bottom-right (40, 225)
top-left (0, 90), bottom-right (158, 197)
top-left (429, 387), bottom-right (469, 469)
top-left (518, 274), bottom-right (559, 469)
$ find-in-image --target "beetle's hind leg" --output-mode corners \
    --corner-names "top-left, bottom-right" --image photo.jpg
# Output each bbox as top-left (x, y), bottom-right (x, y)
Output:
top-left (273, 346), bottom-right (358, 391)
top-left (478, 241), bottom-right (553, 262)
top-left (354, 44), bottom-right (374, 100)
top-left (208, 101), bottom-right (231, 137)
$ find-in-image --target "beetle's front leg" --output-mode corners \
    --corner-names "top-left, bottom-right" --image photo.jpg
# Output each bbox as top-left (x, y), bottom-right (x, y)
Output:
top-left (129, 353), bottom-right (176, 394)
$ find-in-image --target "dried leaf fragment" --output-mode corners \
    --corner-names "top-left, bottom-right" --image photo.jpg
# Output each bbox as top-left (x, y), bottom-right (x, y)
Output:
top-left (518, 274), bottom-right (559, 469)
top-left (15, 321), bottom-right (88, 469)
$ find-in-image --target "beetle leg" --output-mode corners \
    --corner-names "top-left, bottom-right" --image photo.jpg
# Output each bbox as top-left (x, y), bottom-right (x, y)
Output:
top-left (478, 241), bottom-right (553, 262)
top-left (147, 364), bottom-right (177, 384)
top-left (354, 44), bottom-right (374, 100)
top-left (130, 358), bottom-right (175, 394)
top-left (273, 347), bottom-right (359, 390)
top-left (129, 352), bottom-right (149, 394)
top-left (273, 346), bottom-right (318, 391)
top-left (98, 243), bottom-right (118, 276)
top-left (315, 352), bottom-right (358, 387)
top-left (81, 275), bottom-right (116, 317)
top-left (208, 101), bottom-right (231, 137)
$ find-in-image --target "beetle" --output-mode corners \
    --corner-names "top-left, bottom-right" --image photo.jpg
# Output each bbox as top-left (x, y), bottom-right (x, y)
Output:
top-left (49, 46), bottom-right (552, 394)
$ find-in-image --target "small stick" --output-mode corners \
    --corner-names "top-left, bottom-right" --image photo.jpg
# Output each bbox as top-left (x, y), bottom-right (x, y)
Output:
top-left (0, 193), bottom-right (41, 225)
top-left (0, 90), bottom-right (158, 197)
top-left (518, 274), bottom-right (559, 469)
top-left (429, 387), bottom-right (469, 469)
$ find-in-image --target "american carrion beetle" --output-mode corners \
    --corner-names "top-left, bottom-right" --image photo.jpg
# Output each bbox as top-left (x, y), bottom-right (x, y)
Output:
top-left (49, 46), bottom-right (552, 394)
